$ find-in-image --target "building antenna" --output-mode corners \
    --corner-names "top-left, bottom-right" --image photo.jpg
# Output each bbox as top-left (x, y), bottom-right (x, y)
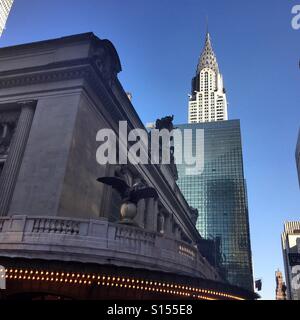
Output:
top-left (206, 15), bottom-right (209, 34)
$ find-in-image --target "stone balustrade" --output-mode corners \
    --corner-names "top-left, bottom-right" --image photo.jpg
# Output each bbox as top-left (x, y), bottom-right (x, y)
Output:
top-left (32, 218), bottom-right (80, 235)
top-left (179, 244), bottom-right (196, 259)
top-left (115, 224), bottom-right (156, 247)
top-left (0, 215), bottom-right (220, 282)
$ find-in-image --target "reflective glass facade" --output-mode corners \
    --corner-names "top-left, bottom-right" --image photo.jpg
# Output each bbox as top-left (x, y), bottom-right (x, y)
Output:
top-left (175, 120), bottom-right (253, 291)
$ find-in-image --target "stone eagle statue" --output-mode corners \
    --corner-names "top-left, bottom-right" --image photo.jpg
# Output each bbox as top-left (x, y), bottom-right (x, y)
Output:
top-left (97, 177), bottom-right (158, 204)
top-left (155, 115), bottom-right (174, 131)
top-left (97, 176), bottom-right (159, 225)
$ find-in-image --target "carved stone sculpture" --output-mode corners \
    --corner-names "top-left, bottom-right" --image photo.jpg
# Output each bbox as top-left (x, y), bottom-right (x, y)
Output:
top-left (155, 115), bottom-right (174, 131)
top-left (154, 115), bottom-right (178, 180)
top-left (91, 39), bottom-right (122, 87)
top-left (190, 207), bottom-right (199, 225)
top-left (97, 176), bottom-right (158, 225)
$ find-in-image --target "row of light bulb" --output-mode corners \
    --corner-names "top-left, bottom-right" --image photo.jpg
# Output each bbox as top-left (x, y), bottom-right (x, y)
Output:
top-left (0, 268), bottom-right (245, 300)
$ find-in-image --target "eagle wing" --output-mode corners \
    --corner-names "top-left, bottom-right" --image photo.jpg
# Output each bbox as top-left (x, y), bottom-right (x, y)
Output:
top-left (97, 177), bottom-right (130, 198)
top-left (130, 187), bottom-right (158, 203)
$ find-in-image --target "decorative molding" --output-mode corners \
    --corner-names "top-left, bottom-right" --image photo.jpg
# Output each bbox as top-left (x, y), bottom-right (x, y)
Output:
top-left (32, 218), bottom-right (80, 235)
top-left (90, 38), bottom-right (122, 86)
top-left (0, 66), bottom-right (91, 90)
top-left (115, 224), bottom-right (155, 246)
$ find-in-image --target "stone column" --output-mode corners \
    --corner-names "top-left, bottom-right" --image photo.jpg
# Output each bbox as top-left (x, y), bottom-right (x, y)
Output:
top-left (164, 212), bottom-right (173, 236)
top-left (157, 213), bottom-right (165, 234)
top-left (135, 199), bottom-right (145, 228)
top-left (145, 198), bottom-right (158, 232)
top-left (0, 102), bottom-right (35, 216)
top-left (174, 225), bottom-right (182, 240)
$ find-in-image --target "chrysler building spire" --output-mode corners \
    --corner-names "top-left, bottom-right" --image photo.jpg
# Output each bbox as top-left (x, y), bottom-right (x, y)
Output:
top-left (188, 32), bottom-right (228, 123)
top-left (197, 33), bottom-right (219, 75)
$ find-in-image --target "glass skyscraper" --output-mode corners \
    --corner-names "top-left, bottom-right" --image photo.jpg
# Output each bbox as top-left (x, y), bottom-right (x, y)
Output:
top-left (0, 0), bottom-right (14, 37)
top-left (175, 120), bottom-right (254, 291)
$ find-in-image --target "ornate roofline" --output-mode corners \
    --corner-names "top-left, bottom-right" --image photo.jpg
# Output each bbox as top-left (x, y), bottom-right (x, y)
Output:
top-left (197, 32), bottom-right (219, 75)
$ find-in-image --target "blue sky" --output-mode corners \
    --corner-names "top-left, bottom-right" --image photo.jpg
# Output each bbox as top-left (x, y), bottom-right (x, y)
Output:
top-left (2, 0), bottom-right (300, 299)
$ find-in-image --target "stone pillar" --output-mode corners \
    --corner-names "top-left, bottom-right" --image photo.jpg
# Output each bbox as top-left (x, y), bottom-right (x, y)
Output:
top-left (145, 198), bottom-right (158, 232)
top-left (157, 213), bottom-right (165, 234)
top-left (135, 199), bottom-right (145, 228)
top-left (165, 212), bottom-right (173, 236)
top-left (0, 102), bottom-right (35, 216)
top-left (175, 225), bottom-right (182, 240)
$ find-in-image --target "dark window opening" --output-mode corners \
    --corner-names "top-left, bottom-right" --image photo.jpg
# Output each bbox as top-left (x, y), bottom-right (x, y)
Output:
top-left (0, 161), bottom-right (4, 177)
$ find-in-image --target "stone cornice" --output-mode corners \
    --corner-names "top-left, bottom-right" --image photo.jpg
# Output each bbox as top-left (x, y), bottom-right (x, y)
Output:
top-left (0, 52), bottom-right (120, 91)
top-left (0, 32), bottom-right (95, 57)
top-left (0, 64), bottom-right (90, 90)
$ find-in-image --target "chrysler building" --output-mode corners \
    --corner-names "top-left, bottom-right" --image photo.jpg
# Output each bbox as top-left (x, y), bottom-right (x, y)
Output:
top-left (188, 32), bottom-right (228, 123)
top-left (0, 0), bottom-right (14, 37)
